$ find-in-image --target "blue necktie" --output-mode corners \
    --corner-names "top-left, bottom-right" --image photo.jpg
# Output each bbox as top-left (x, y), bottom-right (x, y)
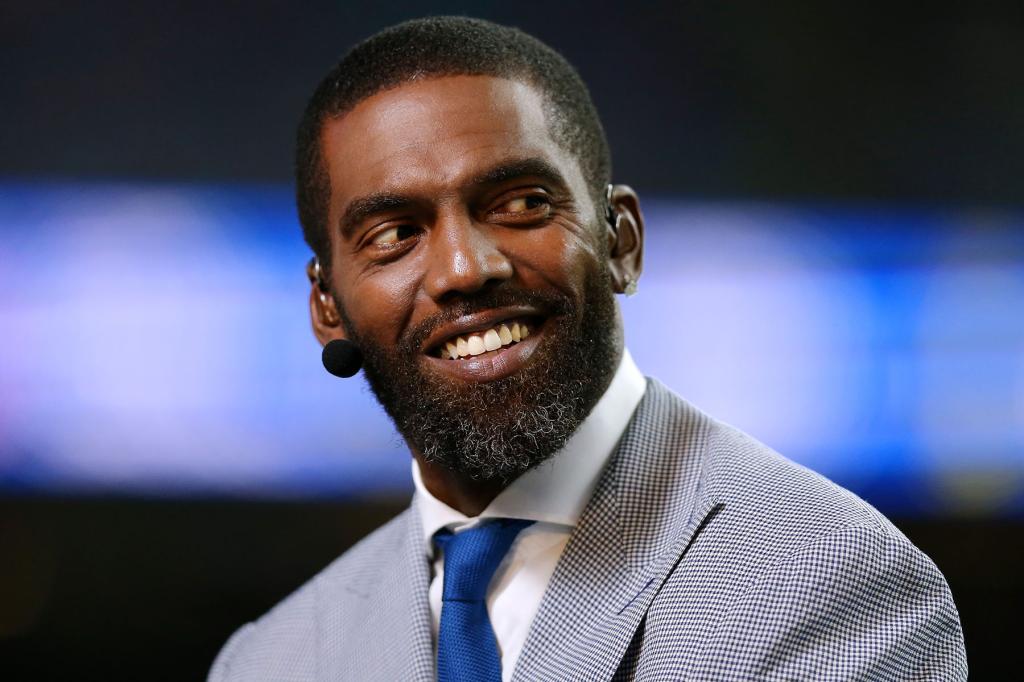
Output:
top-left (434, 519), bottom-right (533, 682)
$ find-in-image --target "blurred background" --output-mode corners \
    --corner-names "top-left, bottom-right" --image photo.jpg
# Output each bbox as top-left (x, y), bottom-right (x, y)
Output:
top-left (2, 1), bottom-right (1021, 679)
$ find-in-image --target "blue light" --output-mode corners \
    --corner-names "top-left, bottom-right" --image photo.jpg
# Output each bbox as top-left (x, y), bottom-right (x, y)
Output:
top-left (1, 184), bottom-right (1021, 514)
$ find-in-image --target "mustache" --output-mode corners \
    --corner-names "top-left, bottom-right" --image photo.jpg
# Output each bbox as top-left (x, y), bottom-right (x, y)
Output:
top-left (400, 287), bottom-right (571, 354)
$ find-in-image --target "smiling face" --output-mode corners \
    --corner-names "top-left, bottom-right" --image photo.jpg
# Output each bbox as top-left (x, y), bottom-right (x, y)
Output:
top-left (311, 74), bottom-right (643, 481)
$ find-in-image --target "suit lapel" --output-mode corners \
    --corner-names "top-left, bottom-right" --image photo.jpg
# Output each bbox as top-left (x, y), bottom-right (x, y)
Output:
top-left (319, 509), bottom-right (434, 681)
top-left (512, 380), bottom-right (723, 681)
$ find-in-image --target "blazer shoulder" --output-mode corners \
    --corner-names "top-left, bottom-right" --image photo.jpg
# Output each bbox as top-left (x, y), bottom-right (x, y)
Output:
top-left (208, 508), bottom-right (414, 682)
top-left (635, 382), bottom-right (965, 678)
top-left (701, 405), bottom-right (896, 545)
top-left (637, 379), bottom-right (934, 574)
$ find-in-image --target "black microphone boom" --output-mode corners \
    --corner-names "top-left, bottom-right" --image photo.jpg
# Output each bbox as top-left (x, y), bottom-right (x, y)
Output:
top-left (322, 339), bottom-right (363, 378)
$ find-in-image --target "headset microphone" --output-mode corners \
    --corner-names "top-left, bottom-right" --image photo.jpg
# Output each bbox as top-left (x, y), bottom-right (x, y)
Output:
top-left (307, 256), bottom-right (363, 378)
top-left (322, 339), bottom-right (364, 378)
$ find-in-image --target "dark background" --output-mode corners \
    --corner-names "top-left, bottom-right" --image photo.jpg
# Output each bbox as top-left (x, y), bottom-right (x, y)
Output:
top-left (2, 1), bottom-right (1022, 679)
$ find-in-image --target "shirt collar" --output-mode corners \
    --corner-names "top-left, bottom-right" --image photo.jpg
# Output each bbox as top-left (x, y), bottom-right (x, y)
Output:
top-left (413, 348), bottom-right (647, 553)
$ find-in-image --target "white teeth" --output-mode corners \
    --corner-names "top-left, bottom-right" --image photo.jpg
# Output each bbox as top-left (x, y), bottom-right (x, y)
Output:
top-left (483, 329), bottom-right (501, 351)
top-left (498, 324), bottom-right (513, 345)
top-left (467, 335), bottom-right (486, 355)
top-left (438, 320), bottom-right (535, 360)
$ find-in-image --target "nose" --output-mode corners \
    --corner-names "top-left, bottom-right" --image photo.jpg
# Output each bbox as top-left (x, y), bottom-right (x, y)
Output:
top-left (423, 212), bottom-right (514, 302)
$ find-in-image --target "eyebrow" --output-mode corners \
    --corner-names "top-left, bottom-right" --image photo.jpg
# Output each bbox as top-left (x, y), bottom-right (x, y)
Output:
top-left (337, 157), bottom-right (571, 239)
top-left (469, 157), bottom-right (570, 191)
top-left (339, 193), bottom-right (417, 240)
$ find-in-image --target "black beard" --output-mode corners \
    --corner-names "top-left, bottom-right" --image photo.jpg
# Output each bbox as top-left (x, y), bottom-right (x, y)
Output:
top-left (344, 265), bottom-right (621, 482)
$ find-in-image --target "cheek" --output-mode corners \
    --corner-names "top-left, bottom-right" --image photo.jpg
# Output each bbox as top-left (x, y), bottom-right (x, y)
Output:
top-left (338, 263), bottom-right (422, 344)
top-left (506, 224), bottom-right (604, 296)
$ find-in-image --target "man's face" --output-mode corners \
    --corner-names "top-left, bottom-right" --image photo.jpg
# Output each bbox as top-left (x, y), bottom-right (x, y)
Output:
top-left (314, 75), bottom-right (630, 480)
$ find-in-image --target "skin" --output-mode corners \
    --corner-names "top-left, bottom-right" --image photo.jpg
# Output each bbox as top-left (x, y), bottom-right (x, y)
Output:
top-left (309, 75), bottom-right (645, 515)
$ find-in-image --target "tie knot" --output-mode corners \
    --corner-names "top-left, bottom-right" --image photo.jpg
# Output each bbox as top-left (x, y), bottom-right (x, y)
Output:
top-left (434, 519), bottom-right (532, 602)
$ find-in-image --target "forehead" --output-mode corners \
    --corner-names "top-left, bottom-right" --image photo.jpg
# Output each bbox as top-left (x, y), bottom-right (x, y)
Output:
top-left (319, 75), bottom-right (583, 209)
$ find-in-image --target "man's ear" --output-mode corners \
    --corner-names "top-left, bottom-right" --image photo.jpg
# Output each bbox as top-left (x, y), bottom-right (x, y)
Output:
top-left (306, 257), bottom-right (348, 346)
top-left (605, 184), bottom-right (645, 294)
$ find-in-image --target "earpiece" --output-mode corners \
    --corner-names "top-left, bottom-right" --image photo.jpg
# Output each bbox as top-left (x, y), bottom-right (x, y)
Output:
top-left (605, 183), bottom-right (617, 232)
top-left (605, 185), bottom-right (640, 297)
top-left (306, 256), bottom-right (329, 293)
top-left (307, 256), bottom-right (340, 326)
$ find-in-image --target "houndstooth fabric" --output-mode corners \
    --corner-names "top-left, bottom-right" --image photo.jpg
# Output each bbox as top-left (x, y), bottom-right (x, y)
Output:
top-left (209, 379), bottom-right (967, 681)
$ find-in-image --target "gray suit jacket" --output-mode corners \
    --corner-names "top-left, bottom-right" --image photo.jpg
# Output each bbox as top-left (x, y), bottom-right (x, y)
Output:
top-left (210, 380), bottom-right (967, 680)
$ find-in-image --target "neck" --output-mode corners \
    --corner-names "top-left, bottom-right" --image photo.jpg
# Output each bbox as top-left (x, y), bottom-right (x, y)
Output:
top-left (414, 454), bottom-right (510, 516)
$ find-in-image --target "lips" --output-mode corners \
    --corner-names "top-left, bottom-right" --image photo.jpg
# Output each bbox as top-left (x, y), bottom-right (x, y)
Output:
top-left (420, 308), bottom-right (548, 382)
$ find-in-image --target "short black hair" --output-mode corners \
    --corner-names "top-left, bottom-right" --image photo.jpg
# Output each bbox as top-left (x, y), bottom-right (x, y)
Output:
top-left (295, 16), bottom-right (611, 273)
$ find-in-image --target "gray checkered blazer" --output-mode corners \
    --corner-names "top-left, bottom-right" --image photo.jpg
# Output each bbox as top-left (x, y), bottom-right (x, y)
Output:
top-left (210, 379), bottom-right (967, 681)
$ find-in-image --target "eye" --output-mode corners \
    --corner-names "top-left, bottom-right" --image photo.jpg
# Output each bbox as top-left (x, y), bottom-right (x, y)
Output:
top-left (503, 196), bottom-right (548, 212)
top-left (490, 193), bottom-right (552, 222)
top-left (371, 224), bottom-right (419, 247)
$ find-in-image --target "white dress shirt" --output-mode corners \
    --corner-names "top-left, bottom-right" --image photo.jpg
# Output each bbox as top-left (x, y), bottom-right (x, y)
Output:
top-left (412, 349), bottom-right (646, 681)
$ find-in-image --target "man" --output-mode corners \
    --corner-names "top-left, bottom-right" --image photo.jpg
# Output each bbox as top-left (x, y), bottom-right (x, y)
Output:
top-left (210, 17), bottom-right (966, 681)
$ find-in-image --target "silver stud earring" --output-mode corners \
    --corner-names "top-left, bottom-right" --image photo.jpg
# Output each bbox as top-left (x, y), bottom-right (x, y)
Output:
top-left (624, 276), bottom-right (639, 297)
